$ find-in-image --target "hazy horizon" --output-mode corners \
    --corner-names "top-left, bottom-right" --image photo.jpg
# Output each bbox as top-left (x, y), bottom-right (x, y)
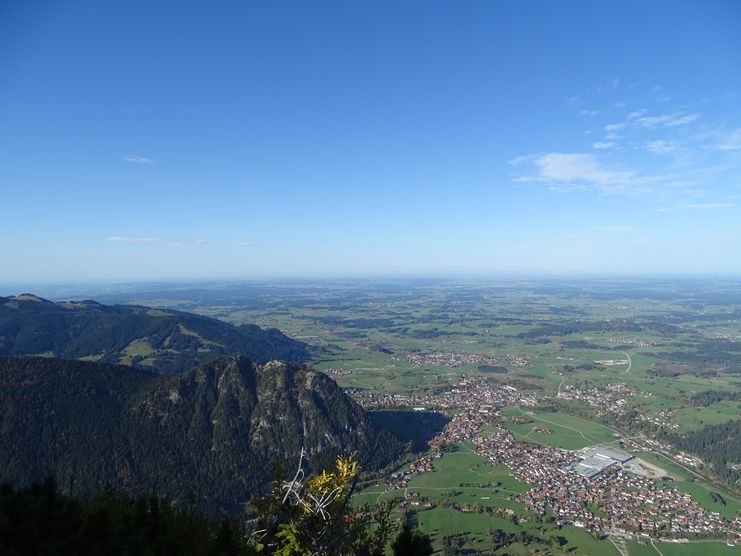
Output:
top-left (4, 274), bottom-right (741, 304)
top-left (3, 1), bottom-right (741, 281)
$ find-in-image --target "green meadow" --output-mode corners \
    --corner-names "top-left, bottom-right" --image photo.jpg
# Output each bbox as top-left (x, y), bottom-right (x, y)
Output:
top-left (406, 447), bottom-right (531, 512)
top-left (626, 540), bottom-right (740, 556)
top-left (501, 408), bottom-right (618, 450)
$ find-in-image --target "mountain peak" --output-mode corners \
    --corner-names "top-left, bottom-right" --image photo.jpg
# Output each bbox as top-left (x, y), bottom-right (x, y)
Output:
top-left (2, 293), bottom-right (53, 307)
top-left (0, 355), bottom-right (403, 515)
top-left (14, 293), bottom-right (52, 302)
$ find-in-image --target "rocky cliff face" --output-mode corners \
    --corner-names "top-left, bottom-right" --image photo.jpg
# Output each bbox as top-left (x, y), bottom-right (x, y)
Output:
top-left (0, 356), bottom-right (403, 515)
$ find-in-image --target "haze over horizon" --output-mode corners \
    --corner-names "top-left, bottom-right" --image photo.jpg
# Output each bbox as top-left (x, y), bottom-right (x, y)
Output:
top-left (2, 1), bottom-right (741, 281)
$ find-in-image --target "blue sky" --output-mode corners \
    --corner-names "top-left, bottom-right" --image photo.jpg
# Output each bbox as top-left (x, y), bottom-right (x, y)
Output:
top-left (2, 1), bottom-right (741, 282)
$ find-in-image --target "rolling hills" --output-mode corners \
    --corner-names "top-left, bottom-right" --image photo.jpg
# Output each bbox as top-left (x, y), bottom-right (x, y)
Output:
top-left (0, 294), bottom-right (309, 373)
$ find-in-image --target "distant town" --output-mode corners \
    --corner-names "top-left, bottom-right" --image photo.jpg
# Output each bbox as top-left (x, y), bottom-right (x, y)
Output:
top-left (357, 376), bottom-right (741, 545)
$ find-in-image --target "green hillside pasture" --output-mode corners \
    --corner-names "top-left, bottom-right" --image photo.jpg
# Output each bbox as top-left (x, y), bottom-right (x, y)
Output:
top-left (667, 479), bottom-right (741, 520)
top-left (500, 406), bottom-right (524, 417)
top-left (502, 409), bottom-right (618, 450)
top-left (408, 448), bottom-right (532, 492)
top-left (351, 484), bottom-right (402, 508)
top-left (625, 370), bottom-right (734, 398)
top-left (413, 507), bottom-right (512, 552)
top-left (414, 507), bottom-right (620, 556)
top-left (123, 339), bottom-right (154, 356)
top-left (671, 401), bottom-right (741, 432)
top-left (636, 452), bottom-right (741, 519)
top-left (627, 540), bottom-right (740, 556)
top-left (400, 446), bottom-right (533, 515)
top-left (625, 542), bottom-right (659, 556)
top-left (552, 525), bottom-right (620, 556)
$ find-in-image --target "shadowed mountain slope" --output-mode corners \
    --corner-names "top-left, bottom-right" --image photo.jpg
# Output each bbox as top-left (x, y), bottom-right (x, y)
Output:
top-left (0, 356), bottom-right (404, 515)
top-left (0, 294), bottom-right (308, 373)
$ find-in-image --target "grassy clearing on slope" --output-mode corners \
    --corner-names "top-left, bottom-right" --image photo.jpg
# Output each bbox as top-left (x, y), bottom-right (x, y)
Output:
top-left (123, 339), bottom-right (154, 356)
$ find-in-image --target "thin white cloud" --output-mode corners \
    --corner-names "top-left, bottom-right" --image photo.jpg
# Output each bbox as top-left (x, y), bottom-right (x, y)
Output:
top-left (169, 239), bottom-right (207, 247)
top-left (666, 113), bottom-right (699, 126)
top-left (518, 84), bottom-right (739, 206)
top-left (635, 112), bottom-right (699, 127)
top-left (683, 203), bottom-right (733, 209)
top-left (509, 154), bottom-right (536, 166)
top-left (593, 142), bottom-right (616, 150)
top-left (121, 155), bottom-right (154, 164)
top-left (106, 236), bottom-right (160, 243)
top-left (235, 241), bottom-right (256, 247)
top-left (714, 128), bottom-right (741, 151)
top-left (645, 140), bottom-right (679, 155)
top-left (654, 203), bottom-right (733, 213)
top-left (513, 152), bottom-right (643, 194)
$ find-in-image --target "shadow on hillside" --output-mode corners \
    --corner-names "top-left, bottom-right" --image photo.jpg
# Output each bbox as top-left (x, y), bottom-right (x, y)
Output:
top-left (368, 410), bottom-right (450, 452)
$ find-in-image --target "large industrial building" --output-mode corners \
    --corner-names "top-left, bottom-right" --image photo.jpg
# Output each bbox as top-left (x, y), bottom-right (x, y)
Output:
top-left (572, 446), bottom-right (634, 480)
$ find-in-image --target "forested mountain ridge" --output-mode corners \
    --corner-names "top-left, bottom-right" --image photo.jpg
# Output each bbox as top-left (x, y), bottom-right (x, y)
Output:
top-left (0, 356), bottom-right (404, 515)
top-left (0, 294), bottom-right (309, 373)
top-left (667, 420), bottom-right (741, 490)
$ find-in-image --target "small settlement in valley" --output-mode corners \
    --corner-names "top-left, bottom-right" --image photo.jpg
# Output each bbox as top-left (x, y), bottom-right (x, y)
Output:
top-left (355, 375), bottom-right (741, 546)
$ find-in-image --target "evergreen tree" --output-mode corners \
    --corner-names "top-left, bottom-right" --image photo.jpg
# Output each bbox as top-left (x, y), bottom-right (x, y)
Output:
top-left (391, 525), bottom-right (433, 556)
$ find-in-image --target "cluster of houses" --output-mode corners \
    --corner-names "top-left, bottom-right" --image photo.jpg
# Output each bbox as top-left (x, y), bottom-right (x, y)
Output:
top-left (323, 367), bottom-right (358, 379)
top-left (428, 409), bottom-right (486, 449)
top-left (474, 423), bottom-right (739, 540)
top-left (394, 350), bottom-right (497, 368)
top-left (387, 452), bottom-right (441, 492)
top-left (607, 337), bottom-right (656, 347)
top-left (557, 382), bottom-right (639, 417)
top-left (355, 375), bottom-right (538, 411)
top-left (557, 382), bottom-right (681, 431)
top-left (641, 409), bottom-right (681, 431)
top-left (503, 353), bottom-right (530, 367)
top-left (342, 363), bottom-right (739, 543)
top-left (388, 349), bottom-right (531, 370)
